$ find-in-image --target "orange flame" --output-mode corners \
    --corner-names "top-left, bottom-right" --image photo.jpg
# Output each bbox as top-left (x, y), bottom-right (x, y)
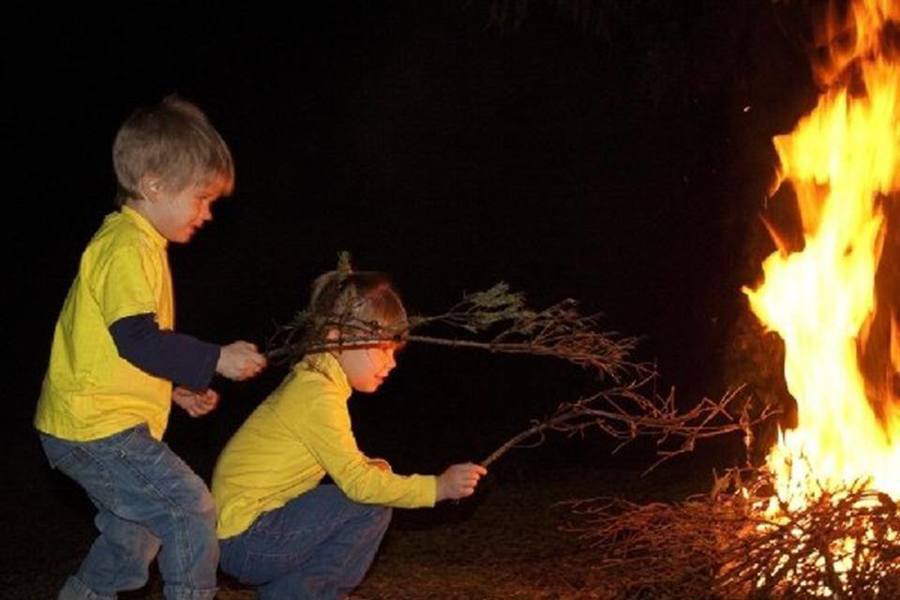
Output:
top-left (744, 0), bottom-right (900, 506)
top-left (809, 0), bottom-right (900, 87)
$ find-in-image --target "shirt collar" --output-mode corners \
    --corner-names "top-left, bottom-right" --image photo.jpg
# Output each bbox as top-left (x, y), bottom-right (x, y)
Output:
top-left (121, 205), bottom-right (168, 249)
top-left (302, 352), bottom-right (352, 398)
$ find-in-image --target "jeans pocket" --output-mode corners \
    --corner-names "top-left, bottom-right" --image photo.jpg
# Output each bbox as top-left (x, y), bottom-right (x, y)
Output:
top-left (40, 434), bottom-right (119, 510)
top-left (40, 433), bottom-right (82, 470)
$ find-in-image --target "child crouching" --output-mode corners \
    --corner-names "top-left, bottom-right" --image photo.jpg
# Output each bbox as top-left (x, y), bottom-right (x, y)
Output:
top-left (212, 267), bottom-right (486, 599)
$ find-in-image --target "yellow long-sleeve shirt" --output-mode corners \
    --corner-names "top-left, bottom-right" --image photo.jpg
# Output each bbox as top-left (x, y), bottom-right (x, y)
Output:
top-left (212, 352), bottom-right (437, 539)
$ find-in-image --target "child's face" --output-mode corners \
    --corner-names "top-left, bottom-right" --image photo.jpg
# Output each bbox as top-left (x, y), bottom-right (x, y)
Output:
top-left (142, 175), bottom-right (226, 243)
top-left (336, 342), bottom-right (399, 393)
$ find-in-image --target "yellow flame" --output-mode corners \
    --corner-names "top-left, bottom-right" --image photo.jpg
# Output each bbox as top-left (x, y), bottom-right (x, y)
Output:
top-left (744, 1), bottom-right (900, 506)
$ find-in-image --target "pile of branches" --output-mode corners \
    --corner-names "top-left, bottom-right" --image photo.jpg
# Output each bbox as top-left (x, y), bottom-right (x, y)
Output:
top-left (563, 466), bottom-right (900, 599)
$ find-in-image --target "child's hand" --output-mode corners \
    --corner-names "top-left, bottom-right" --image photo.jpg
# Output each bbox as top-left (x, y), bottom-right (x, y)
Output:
top-left (217, 341), bottom-right (267, 381)
top-left (436, 463), bottom-right (487, 501)
top-left (172, 386), bottom-right (220, 417)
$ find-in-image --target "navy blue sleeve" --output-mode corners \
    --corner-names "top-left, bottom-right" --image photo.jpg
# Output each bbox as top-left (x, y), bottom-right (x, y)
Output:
top-left (109, 313), bottom-right (221, 391)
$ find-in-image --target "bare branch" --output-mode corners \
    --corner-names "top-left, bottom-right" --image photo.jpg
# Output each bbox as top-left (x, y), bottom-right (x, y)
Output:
top-left (482, 384), bottom-right (777, 472)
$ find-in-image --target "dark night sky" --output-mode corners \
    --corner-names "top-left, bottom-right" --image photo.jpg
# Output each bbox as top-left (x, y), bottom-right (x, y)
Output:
top-left (6, 5), bottom-right (818, 484)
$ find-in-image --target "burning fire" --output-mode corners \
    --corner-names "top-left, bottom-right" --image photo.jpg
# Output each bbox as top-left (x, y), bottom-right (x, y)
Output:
top-left (744, 0), bottom-right (900, 508)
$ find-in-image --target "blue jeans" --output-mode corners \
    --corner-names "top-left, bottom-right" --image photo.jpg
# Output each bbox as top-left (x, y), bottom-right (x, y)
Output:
top-left (40, 424), bottom-right (218, 600)
top-left (220, 485), bottom-right (391, 600)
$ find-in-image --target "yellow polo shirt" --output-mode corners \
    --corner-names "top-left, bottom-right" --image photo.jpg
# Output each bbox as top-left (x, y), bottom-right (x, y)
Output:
top-left (212, 353), bottom-right (437, 539)
top-left (35, 206), bottom-right (174, 441)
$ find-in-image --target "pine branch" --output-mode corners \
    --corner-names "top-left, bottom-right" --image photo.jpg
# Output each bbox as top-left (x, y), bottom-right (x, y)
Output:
top-left (266, 282), bottom-right (642, 380)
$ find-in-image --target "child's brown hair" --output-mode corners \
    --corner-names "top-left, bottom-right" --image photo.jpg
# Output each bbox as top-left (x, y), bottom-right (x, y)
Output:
top-left (307, 269), bottom-right (408, 346)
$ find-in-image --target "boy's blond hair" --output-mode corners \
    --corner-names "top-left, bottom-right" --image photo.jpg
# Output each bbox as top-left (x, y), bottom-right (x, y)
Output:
top-left (112, 95), bottom-right (234, 206)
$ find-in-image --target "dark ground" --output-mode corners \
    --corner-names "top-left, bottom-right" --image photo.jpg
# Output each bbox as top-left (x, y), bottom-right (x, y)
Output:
top-left (5, 3), bottom-right (819, 597)
top-left (6, 455), bottom-right (721, 599)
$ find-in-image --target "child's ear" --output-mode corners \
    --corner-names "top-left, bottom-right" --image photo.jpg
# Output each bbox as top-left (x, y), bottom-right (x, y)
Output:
top-left (324, 328), bottom-right (341, 341)
top-left (138, 174), bottom-right (162, 201)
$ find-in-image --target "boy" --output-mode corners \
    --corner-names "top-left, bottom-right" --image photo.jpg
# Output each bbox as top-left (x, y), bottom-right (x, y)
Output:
top-left (35, 96), bottom-right (266, 600)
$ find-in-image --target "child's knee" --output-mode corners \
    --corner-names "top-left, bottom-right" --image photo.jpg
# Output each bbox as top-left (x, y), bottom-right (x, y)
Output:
top-left (176, 472), bottom-right (217, 522)
top-left (376, 505), bottom-right (391, 521)
top-left (367, 505), bottom-right (392, 531)
top-left (344, 501), bottom-right (391, 534)
top-left (196, 487), bottom-right (217, 523)
top-left (190, 493), bottom-right (218, 535)
top-left (165, 485), bottom-right (217, 543)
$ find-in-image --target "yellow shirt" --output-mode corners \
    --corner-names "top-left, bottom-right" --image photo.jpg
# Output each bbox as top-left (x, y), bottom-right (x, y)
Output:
top-left (34, 206), bottom-right (174, 441)
top-left (212, 353), bottom-right (437, 539)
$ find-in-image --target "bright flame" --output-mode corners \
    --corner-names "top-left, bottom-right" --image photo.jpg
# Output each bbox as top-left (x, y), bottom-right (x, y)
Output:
top-left (811, 0), bottom-right (900, 88)
top-left (744, 0), bottom-right (900, 506)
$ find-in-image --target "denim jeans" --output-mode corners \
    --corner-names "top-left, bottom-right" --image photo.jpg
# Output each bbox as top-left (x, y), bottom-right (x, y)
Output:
top-left (40, 424), bottom-right (218, 600)
top-left (220, 484), bottom-right (391, 600)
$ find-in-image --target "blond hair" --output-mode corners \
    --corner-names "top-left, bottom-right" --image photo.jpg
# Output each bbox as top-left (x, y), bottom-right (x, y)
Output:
top-left (112, 95), bottom-right (234, 205)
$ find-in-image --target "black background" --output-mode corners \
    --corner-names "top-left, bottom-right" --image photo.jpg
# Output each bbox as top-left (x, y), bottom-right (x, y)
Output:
top-left (5, 3), bottom-right (819, 545)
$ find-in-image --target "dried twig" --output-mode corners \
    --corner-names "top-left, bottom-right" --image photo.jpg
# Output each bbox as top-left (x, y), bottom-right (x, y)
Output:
top-left (481, 385), bottom-right (774, 473)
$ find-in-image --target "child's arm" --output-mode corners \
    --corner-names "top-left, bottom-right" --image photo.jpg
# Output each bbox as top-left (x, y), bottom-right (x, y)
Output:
top-left (291, 392), bottom-right (437, 507)
top-left (289, 391), bottom-right (486, 507)
top-left (363, 457), bottom-right (486, 501)
top-left (109, 313), bottom-right (265, 389)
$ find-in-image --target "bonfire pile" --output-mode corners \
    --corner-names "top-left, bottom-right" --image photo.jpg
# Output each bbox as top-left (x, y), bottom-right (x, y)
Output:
top-left (565, 464), bottom-right (900, 599)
